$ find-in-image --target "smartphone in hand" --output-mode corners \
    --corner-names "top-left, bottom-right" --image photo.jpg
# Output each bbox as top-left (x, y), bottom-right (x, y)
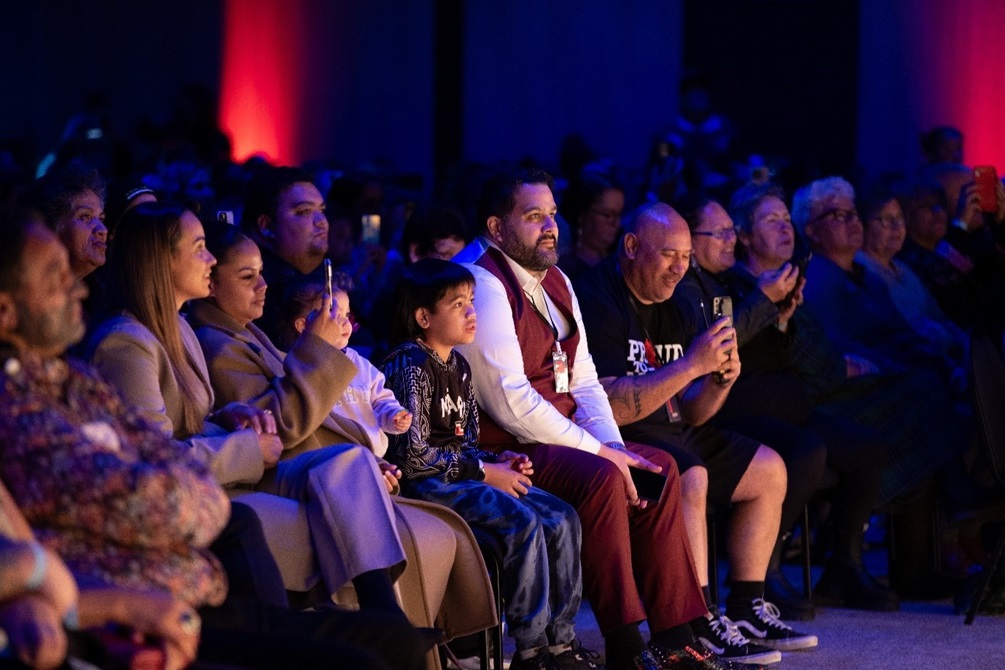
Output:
top-left (630, 467), bottom-right (668, 503)
top-left (974, 166), bottom-right (999, 214)
top-left (361, 214), bottom-right (381, 246)
top-left (323, 258), bottom-right (333, 302)
top-left (712, 296), bottom-right (734, 384)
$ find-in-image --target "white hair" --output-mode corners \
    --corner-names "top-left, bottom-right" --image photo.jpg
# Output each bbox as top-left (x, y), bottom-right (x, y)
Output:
top-left (791, 176), bottom-right (856, 236)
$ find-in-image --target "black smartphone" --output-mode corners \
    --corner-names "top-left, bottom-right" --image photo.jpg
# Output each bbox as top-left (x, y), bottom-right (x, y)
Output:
top-left (630, 467), bottom-right (668, 503)
top-left (781, 253), bottom-right (811, 306)
top-left (712, 296), bottom-right (733, 323)
top-left (323, 258), bottom-right (333, 301)
top-left (712, 296), bottom-right (734, 385)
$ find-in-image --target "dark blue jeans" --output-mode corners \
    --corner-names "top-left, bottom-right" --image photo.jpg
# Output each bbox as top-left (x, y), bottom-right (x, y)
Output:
top-left (403, 476), bottom-right (582, 652)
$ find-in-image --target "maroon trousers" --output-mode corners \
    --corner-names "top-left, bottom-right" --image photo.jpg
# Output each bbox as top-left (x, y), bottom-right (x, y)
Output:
top-left (487, 440), bottom-right (706, 635)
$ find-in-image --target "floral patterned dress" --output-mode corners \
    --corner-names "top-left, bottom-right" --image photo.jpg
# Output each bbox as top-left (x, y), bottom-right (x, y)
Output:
top-left (0, 351), bottom-right (230, 607)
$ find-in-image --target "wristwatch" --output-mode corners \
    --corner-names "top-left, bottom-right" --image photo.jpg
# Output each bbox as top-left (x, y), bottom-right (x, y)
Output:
top-left (474, 458), bottom-right (487, 481)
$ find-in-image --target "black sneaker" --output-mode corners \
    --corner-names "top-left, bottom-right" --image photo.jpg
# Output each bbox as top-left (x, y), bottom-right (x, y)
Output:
top-left (511, 649), bottom-right (560, 670)
top-left (691, 606), bottom-right (781, 665)
top-left (730, 598), bottom-right (818, 652)
top-left (647, 643), bottom-right (764, 669)
top-left (552, 639), bottom-right (605, 669)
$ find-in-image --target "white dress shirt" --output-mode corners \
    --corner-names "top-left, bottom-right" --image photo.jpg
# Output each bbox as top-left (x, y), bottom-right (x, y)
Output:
top-left (457, 238), bottom-right (623, 454)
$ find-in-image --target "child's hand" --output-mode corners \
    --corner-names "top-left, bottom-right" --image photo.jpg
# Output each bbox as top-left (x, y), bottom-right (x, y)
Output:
top-left (498, 450), bottom-right (534, 477)
top-left (392, 410), bottom-right (412, 432)
top-left (483, 462), bottom-right (531, 498)
top-left (305, 294), bottom-right (353, 349)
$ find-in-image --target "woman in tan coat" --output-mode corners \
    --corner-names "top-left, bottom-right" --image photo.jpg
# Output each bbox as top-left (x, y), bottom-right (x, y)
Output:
top-left (87, 202), bottom-right (480, 641)
top-left (187, 220), bottom-right (497, 662)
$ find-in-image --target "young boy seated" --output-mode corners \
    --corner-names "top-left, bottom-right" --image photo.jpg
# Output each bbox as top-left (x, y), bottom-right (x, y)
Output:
top-left (278, 273), bottom-right (412, 464)
top-left (381, 258), bottom-right (599, 670)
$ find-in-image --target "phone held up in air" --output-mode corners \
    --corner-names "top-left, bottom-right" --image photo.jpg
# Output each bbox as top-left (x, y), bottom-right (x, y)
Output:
top-left (361, 214), bottom-right (381, 246)
top-left (712, 296), bottom-right (733, 323)
top-left (217, 210), bottom-right (235, 225)
top-left (323, 258), bottom-right (333, 304)
top-left (974, 165), bottom-right (999, 214)
top-left (712, 296), bottom-right (733, 385)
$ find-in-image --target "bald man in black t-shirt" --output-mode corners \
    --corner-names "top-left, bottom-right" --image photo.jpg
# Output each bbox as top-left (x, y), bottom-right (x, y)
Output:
top-left (577, 203), bottom-right (817, 659)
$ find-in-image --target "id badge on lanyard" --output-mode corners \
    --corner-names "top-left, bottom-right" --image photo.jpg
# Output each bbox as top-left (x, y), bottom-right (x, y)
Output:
top-left (553, 342), bottom-right (570, 393)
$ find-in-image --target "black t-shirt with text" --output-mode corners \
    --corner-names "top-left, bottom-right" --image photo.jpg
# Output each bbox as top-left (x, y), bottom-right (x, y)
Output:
top-left (576, 258), bottom-right (699, 433)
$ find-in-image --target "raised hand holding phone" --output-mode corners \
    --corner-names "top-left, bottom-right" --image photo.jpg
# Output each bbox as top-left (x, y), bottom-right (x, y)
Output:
top-left (711, 297), bottom-right (734, 384)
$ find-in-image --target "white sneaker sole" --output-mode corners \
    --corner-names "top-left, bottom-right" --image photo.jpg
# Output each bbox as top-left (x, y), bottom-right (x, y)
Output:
top-left (697, 638), bottom-right (783, 665)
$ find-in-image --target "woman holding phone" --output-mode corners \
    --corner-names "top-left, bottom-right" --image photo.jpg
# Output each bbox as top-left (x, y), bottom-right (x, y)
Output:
top-left (185, 219), bottom-right (497, 666)
top-left (87, 202), bottom-right (428, 625)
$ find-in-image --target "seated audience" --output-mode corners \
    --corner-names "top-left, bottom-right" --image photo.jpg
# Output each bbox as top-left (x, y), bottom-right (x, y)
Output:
top-left (558, 170), bottom-right (626, 280)
top-left (0, 214), bottom-right (428, 669)
top-left (455, 168), bottom-right (757, 670)
top-left (792, 177), bottom-right (958, 383)
top-left (919, 126), bottom-right (963, 167)
top-left (365, 206), bottom-right (471, 349)
top-left (87, 202), bottom-right (414, 619)
top-left (275, 273), bottom-right (412, 455)
top-left (896, 175), bottom-right (1005, 334)
top-left (726, 182), bottom-right (970, 597)
top-left (675, 188), bottom-right (898, 612)
top-left (187, 222), bottom-right (497, 657)
top-left (856, 188), bottom-right (966, 361)
top-left (577, 202), bottom-right (815, 661)
top-left (383, 258), bottom-right (598, 669)
top-left (20, 165), bottom-right (107, 281)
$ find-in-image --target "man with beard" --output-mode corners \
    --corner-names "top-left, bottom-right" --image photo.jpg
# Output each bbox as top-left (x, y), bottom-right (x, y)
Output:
top-left (454, 169), bottom-right (755, 670)
top-left (0, 214), bottom-right (433, 669)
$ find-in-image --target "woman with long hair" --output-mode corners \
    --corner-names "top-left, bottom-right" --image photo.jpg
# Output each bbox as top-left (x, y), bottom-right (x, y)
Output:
top-left (87, 202), bottom-right (418, 622)
top-left (186, 220), bottom-right (497, 668)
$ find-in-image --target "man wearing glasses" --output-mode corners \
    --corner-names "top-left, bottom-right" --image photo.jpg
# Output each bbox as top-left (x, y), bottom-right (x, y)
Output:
top-left (792, 177), bottom-right (955, 378)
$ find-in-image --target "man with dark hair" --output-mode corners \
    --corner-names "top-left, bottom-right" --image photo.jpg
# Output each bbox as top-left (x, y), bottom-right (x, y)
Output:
top-left (455, 169), bottom-right (756, 670)
top-left (240, 166), bottom-right (329, 343)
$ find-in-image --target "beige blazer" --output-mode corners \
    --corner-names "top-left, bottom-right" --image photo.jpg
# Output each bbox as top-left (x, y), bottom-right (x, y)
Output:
top-left (88, 311), bottom-right (263, 486)
top-left (188, 299), bottom-right (358, 461)
top-left (188, 300), bottom-right (497, 646)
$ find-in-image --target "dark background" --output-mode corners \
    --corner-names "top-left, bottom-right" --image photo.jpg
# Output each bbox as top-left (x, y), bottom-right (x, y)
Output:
top-left (1, 0), bottom-right (1001, 195)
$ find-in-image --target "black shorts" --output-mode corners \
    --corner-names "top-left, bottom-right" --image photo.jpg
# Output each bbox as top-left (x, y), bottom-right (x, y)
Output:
top-left (621, 421), bottom-right (760, 509)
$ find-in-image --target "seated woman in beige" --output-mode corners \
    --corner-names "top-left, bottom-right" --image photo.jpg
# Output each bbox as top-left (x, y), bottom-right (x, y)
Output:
top-left (184, 219), bottom-right (497, 658)
top-left (87, 203), bottom-right (428, 624)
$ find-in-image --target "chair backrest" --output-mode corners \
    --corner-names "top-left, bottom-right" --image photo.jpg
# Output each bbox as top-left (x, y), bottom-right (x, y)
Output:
top-left (968, 332), bottom-right (1005, 485)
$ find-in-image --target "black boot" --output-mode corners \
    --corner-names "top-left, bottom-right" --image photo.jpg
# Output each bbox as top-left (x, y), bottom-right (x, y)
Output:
top-left (814, 557), bottom-right (899, 611)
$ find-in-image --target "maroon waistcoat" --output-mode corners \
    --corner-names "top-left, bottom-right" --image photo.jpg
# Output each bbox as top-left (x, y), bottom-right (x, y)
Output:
top-left (475, 246), bottom-right (581, 446)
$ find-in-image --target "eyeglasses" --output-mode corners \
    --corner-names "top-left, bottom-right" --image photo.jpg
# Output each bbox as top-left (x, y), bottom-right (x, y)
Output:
top-left (692, 227), bottom-right (738, 241)
top-left (812, 208), bottom-right (859, 225)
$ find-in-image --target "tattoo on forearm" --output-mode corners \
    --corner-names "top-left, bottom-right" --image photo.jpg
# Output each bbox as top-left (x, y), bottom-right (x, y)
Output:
top-left (605, 377), bottom-right (644, 425)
